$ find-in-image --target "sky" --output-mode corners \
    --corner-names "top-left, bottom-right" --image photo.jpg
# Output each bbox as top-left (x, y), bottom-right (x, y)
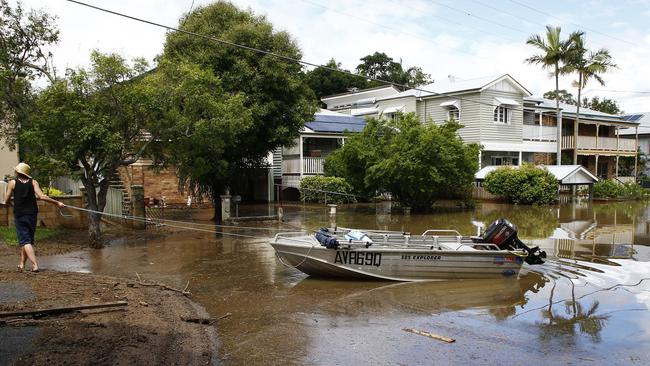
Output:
top-left (11, 0), bottom-right (650, 112)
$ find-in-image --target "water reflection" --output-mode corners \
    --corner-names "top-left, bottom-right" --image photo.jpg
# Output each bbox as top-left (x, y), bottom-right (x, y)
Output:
top-left (2, 200), bottom-right (648, 364)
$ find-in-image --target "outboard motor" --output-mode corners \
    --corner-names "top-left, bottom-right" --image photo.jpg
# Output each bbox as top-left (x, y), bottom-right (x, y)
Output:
top-left (482, 218), bottom-right (547, 265)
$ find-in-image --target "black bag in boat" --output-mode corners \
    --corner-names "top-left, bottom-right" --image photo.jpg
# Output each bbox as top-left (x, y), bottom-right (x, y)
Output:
top-left (315, 228), bottom-right (339, 249)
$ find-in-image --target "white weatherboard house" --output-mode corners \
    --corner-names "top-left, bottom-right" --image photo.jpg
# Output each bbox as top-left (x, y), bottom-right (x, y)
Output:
top-left (277, 109), bottom-right (366, 191)
top-left (322, 74), bottom-right (640, 180)
top-left (619, 113), bottom-right (648, 177)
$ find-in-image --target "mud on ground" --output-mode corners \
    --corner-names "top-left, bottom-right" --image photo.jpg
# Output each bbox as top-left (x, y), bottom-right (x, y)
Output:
top-left (0, 270), bottom-right (219, 366)
top-left (0, 227), bottom-right (165, 257)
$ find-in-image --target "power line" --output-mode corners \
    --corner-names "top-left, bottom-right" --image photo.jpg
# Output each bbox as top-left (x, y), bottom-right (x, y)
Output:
top-left (583, 89), bottom-right (650, 95)
top-left (63, 0), bottom-right (528, 112)
top-left (298, 0), bottom-right (491, 60)
top-left (394, 0), bottom-right (521, 42)
top-left (427, 0), bottom-right (528, 35)
top-left (507, 0), bottom-right (636, 47)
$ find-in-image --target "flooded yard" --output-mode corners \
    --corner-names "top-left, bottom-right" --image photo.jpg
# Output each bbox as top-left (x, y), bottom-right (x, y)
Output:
top-left (9, 201), bottom-right (650, 365)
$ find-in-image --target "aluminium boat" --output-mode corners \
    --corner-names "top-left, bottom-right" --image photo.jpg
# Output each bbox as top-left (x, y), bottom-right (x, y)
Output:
top-left (271, 219), bottom-right (546, 282)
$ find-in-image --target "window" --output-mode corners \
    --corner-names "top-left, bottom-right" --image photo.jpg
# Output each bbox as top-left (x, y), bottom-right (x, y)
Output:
top-left (493, 106), bottom-right (511, 124)
top-left (491, 156), bottom-right (518, 166)
top-left (447, 106), bottom-right (460, 121)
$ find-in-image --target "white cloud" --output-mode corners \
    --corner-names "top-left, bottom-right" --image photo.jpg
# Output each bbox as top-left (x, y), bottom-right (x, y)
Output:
top-left (11, 0), bottom-right (650, 112)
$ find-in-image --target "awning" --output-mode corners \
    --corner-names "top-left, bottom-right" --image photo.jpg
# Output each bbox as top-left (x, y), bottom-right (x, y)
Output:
top-left (382, 105), bottom-right (405, 114)
top-left (493, 97), bottom-right (520, 106)
top-left (439, 100), bottom-right (460, 108)
top-left (351, 107), bottom-right (379, 116)
top-left (353, 97), bottom-right (376, 106)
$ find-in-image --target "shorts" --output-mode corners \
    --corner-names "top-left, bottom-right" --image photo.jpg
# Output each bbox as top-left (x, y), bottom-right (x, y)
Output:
top-left (15, 214), bottom-right (37, 247)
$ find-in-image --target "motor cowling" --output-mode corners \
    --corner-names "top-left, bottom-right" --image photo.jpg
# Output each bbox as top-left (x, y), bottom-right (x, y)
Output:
top-left (482, 218), bottom-right (547, 265)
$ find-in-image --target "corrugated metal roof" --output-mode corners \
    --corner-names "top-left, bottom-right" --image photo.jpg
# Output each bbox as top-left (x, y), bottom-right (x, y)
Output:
top-left (475, 165), bottom-right (598, 184)
top-left (304, 110), bottom-right (367, 133)
top-left (619, 112), bottom-right (649, 135)
top-left (524, 97), bottom-right (632, 123)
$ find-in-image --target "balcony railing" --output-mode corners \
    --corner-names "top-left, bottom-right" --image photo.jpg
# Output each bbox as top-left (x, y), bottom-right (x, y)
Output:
top-left (523, 125), bottom-right (557, 141)
top-left (303, 157), bottom-right (325, 174)
top-left (561, 136), bottom-right (636, 152)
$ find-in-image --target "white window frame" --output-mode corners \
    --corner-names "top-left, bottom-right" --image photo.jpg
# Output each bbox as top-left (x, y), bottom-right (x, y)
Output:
top-left (493, 105), bottom-right (511, 124)
top-left (447, 106), bottom-right (460, 121)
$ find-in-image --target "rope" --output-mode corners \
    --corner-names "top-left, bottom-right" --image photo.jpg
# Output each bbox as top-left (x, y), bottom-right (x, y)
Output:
top-left (62, 205), bottom-right (295, 231)
top-left (61, 205), bottom-right (275, 239)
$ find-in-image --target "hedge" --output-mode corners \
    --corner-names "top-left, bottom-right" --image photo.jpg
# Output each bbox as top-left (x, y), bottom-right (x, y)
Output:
top-left (299, 176), bottom-right (356, 204)
top-left (483, 164), bottom-right (559, 205)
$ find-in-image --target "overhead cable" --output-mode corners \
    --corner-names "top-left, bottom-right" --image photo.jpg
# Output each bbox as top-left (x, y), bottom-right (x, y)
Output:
top-left (64, 0), bottom-right (528, 112)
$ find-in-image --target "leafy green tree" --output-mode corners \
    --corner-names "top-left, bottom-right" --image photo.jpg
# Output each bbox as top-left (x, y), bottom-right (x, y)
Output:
top-left (326, 113), bottom-right (479, 211)
top-left (306, 58), bottom-right (369, 99)
top-left (543, 89), bottom-right (576, 105)
top-left (299, 176), bottom-right (356, 204)
top-left (564, 33), bottom-right (616, 164)
top-left (0, 0), bottom-right (58, 150)
top-left (581, 96), bottom-right (621, 114)
top-left (21, 51), bottom-right (152, 248)
top-left (156, 1), bottom-right (317, 219)
top-left (483, 164), bottom-right (559, 205)
top-left (526, 26), bottom-right (582, 164)
top-left (356, 52), bottom-right (431, 89)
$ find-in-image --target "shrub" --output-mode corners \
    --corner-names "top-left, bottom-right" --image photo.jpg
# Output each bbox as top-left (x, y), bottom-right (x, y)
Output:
top-left (42, 187), bottom-right (65, 197)
top-left (593, 179), bottom-right (623, 198)
top-left (299, 176), bottom-right (356, 204)
top-left (593, 180), bottom-right (649, 199)
top-left (483, 164), bottom-right (559, 205)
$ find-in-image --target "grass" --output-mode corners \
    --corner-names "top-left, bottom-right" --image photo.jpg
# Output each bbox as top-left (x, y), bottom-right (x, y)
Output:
top-left (0, 226), bottom-right (62, 246)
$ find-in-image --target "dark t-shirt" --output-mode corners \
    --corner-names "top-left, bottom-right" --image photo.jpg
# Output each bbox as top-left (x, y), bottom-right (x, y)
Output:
top-left (13, 179), bottom-right (38, 216)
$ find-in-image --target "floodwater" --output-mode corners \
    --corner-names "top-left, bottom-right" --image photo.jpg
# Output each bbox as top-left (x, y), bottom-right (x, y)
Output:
top-left (15, 201), bottom-right (650, 365)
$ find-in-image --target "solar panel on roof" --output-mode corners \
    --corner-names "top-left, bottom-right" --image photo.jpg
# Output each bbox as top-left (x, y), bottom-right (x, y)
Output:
top-left (623, 114), bottom-right (644, 122)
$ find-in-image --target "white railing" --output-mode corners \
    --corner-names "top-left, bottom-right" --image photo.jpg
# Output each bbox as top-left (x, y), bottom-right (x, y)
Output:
top-left (562, 136), bottom-right (637, 152)
top-left (577, 136), bottom-right (597, 149)
top-left (619, 138), bottom-right (637, 151)
top-left (562, 135), bottom-right (574, 149)
top-left (303, 157), bottom-right (325, 174)
top-left (522, 125), bottom-right (557, 141)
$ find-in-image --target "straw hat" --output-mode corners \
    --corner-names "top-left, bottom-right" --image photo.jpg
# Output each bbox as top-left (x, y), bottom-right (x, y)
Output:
top-left (14, 162), bottom-right (32, 179)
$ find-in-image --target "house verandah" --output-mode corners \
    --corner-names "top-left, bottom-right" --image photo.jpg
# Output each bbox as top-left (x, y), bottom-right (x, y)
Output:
top-left (277, 110), bottom-right (366, 198)
top-left (479, 98), bottom-right (640, 181)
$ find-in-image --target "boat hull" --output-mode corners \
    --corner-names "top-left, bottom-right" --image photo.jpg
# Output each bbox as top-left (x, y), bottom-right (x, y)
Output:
top-left (272, 242), bottom-right (524, 282)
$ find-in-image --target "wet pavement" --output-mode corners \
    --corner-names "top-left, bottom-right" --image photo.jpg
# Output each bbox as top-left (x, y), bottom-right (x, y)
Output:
top-left (2, 200), bottom-right (650, 365)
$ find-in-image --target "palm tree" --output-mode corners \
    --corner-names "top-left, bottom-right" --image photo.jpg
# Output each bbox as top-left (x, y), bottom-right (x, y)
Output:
top-left (526, 26), bottom-right (582, 165)
top-left (564, 34), bottom-right (617, 165)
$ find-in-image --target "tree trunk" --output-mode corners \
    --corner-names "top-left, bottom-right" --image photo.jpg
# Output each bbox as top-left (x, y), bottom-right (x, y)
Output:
top-left (555, 63), bottom-right (562, 165)
top-left (574, 73), bottom-right (582, 165)
top-left (80, 172), bottom-right (110, 249)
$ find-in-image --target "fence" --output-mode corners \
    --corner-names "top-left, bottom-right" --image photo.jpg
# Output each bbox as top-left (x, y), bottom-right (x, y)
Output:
top-left (53, 177), bottom-right (83, 195)
top-left (0, 181), bottom-right (5, 203)
top-left (104, 187), bottom-right (125, 218)
top-left (472, 186), bottom-right (504, 201)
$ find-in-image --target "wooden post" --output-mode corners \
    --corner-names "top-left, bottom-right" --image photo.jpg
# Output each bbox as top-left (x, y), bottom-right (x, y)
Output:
top-left (616, 156), bottom-right (619, 178)
top-left (595, 155), bottom-right (599, 177)
top-left (635, 126), bottom-right (639, 180)
top-left (220, 193), bottom-right (231, 222)
top-left (299, 136), bottom-right (304, 178)
top-left (131, 185), bottom-right (145, 229)
top-left (595, 124), bottom-right (599, 150)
